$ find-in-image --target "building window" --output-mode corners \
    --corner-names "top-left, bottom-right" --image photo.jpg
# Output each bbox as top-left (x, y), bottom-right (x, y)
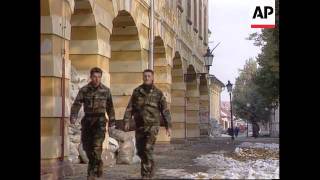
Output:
top-left (187, 0), bottom-right (192, 25)
top-left (193, 0), bottom-right (198, 33)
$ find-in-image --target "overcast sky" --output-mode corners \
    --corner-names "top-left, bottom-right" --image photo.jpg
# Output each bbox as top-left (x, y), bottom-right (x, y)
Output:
top-left (208, 0), bottom-right (262, 102)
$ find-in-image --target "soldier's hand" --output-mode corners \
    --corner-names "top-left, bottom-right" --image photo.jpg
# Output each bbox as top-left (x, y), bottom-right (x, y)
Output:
top-left (124, 122), bottom-right (130, 132)
top-left (166, 128), bottom-right (172, 137)
top-left (70, 117), bottom-right (76, 125)
top-left (108, 125), bottom-right (116, 134)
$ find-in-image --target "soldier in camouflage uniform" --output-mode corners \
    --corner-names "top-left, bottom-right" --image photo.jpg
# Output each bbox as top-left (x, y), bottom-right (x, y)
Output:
top-left (123, 69), bottom-right (172, 179)
top-left (70, 67), bottom-right (115, 180)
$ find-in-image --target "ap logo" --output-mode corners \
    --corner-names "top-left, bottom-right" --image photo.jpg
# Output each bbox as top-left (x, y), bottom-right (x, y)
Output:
top-left (251, 0), bottom-right (275, 28)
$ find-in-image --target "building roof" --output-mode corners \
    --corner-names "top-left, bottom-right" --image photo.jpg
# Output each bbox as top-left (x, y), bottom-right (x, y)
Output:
top-left (209, 74), bottom-right (225, 88)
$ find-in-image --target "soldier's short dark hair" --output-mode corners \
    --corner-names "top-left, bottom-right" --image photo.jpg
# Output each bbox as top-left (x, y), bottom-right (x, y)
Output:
top-left (143, 69), bottom-right (154, 75)
top-left (90, 67), bottom-right (103, 76)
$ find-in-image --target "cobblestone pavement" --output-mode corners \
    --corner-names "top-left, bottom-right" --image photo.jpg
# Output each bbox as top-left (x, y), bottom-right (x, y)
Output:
top-left (64, 137), bottom-right (279, 179)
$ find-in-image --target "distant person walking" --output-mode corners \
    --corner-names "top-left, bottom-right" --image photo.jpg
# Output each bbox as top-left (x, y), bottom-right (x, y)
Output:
top-left (252, 122), bottom-right (260, 138)
top-left (234, 126), bottom-right (240, 138)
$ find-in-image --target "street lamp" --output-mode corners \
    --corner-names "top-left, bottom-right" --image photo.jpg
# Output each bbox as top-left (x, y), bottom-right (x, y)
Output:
top-left (271, 102), bottom-right (277, 121)
top-left (226, 80), bottom-right (234, 140)
top-left (203, 47), bottom-right (214, 71)
top-left (246, 103), bottom-right (251, 137)
top-left (264, 107), bottom-right (270, 136)
top-left (270, 101), bottom-right (278, 137)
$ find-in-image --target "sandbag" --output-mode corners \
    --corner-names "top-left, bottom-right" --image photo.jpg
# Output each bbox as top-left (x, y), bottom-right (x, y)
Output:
top-left (109, 128), bottom-right (132, 142)
top-left (101, 150), bottom-right (116, 167)
top-left (132, 137), bottom-right (141, 164)
top-left (132, 154), bottom-right (141, 164)
top-left (116, 140), bottom-right (135, 164)
top-left (78, 143), bottom-right (89, 164)
top-left (108, 137), bottom-right (119, 153)
top-left (68, 155), bottom-right (80, 164)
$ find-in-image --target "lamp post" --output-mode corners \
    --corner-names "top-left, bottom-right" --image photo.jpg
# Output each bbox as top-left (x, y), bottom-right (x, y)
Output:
top-left (264, 107), bottom-right (270, 135)
top-left (203, 47), bottom-right (214, 71)
top-left (226, 80), bottom-right (234, 140)
top-left (272, 101), bottom-right (277, 122)
top-left (271, 101), bottom-right (277, 137)
top-left (246, 103), bottom-right (250, 137)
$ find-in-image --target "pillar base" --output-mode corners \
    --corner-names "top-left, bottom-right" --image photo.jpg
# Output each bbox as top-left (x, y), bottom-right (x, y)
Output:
top-left (41, 159), bottom-right (74, 180)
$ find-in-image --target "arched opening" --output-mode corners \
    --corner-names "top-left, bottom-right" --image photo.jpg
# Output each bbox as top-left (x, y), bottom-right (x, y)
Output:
top-left (170, 52), bottom-right (186, 139)
top-left (153, 36), bottom-right (172, 142)
top-left (70, 0), bottom-right (104, 83)
top-left (69, 0), bottom-right (111, 164)
top-left (110, 10), bottom-right (142, 124)
top-left (199, 75), bottom-right (210, 136)
top-left (153, 36), bottom-right (170, 92)
top-left (185, 65), bottom-right (200, 138)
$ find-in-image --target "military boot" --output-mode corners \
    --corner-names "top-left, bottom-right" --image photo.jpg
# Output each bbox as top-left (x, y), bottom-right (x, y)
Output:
top-left (87, 175), bottom-right (95, 180)
top-left (142, 175), bottom-right (151, 179)
top-left (97, 161), bottom-right (103, 177)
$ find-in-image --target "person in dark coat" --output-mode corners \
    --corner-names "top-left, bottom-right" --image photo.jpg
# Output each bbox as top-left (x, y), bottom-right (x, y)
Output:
top-left (252, 122), bottom-right (260, 138)
top-left (234, 126), bottom-right (240, 138)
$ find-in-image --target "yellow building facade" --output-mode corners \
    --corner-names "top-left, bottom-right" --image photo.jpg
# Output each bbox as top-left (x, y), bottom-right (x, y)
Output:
top-left (41, 0), bottom-right (211, 178)
top-left (209, 75), bottom-right (224, 122)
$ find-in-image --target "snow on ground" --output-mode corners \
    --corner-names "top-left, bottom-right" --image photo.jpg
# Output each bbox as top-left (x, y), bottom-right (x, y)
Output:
top-left (157, 142), bottom-right (279, 179)
top-left (220, 134), bottom-right (231, 137)
top-left (193, 153), bottom-right (279, 179)
top-left (157, 168), bottom-right (212, 179)
top-left (238, 142), bottom-right (279, 151)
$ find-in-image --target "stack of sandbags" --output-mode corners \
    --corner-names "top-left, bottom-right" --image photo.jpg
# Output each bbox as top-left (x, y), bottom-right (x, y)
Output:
top-left (79, 137), bottom-right (120, 166)
top-left (68, 65), bottom-right (86, 164)
top-left (101, 137), bottom-right (119, 167)
top-left (132, 137), bottom-right (141, 164)
top-left (109, 128), bottom-right (132, 142)
top-left (108, 137), bottom-right (119, 153)
top-left (78, 142), bottom-right (89, 163)
top-left (77, 128), bottom-right (141, 165)
top-left (116, 137), bottom-right (135, 164)
top-left (109, 129), bottom-right (141, 164)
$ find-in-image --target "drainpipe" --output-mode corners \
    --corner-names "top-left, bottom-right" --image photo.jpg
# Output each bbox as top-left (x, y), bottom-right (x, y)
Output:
top-left (185, 97), bottom-right (187, 140)
top-left (149, 0), bottom-right (154, 70)
top-left (208, 82), bottom-right (210, 136)
top-left (60, 1), bottom-right (66, 161)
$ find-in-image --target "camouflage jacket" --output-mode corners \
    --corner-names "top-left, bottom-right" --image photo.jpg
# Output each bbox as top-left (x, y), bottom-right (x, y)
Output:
top-left (123, 84), bottom-right (172, 129)
top-left (70, 82), bottom-right (116, 126)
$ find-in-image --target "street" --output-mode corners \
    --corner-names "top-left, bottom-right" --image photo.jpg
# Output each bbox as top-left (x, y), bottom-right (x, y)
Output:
top-left (64, 136), bottom-right (279, 179)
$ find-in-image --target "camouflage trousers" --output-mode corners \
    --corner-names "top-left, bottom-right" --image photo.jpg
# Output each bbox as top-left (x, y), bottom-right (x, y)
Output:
top-left (135, 126), bottom-right (160, 178)
top-left (81, 116), bottom-right (106, 177)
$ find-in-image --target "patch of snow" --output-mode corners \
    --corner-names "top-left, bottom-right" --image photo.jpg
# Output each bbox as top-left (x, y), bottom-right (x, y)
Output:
top-left (221, 134), bottom-right (231, 137)
top-left (194, 153), bottom-right (279, 179)
top-left (238, 142), bottom-right (279, 151)
top-left (157, 143), bottom-right (279, 179)
top-left (181, 172), bottom-right (210, 179)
